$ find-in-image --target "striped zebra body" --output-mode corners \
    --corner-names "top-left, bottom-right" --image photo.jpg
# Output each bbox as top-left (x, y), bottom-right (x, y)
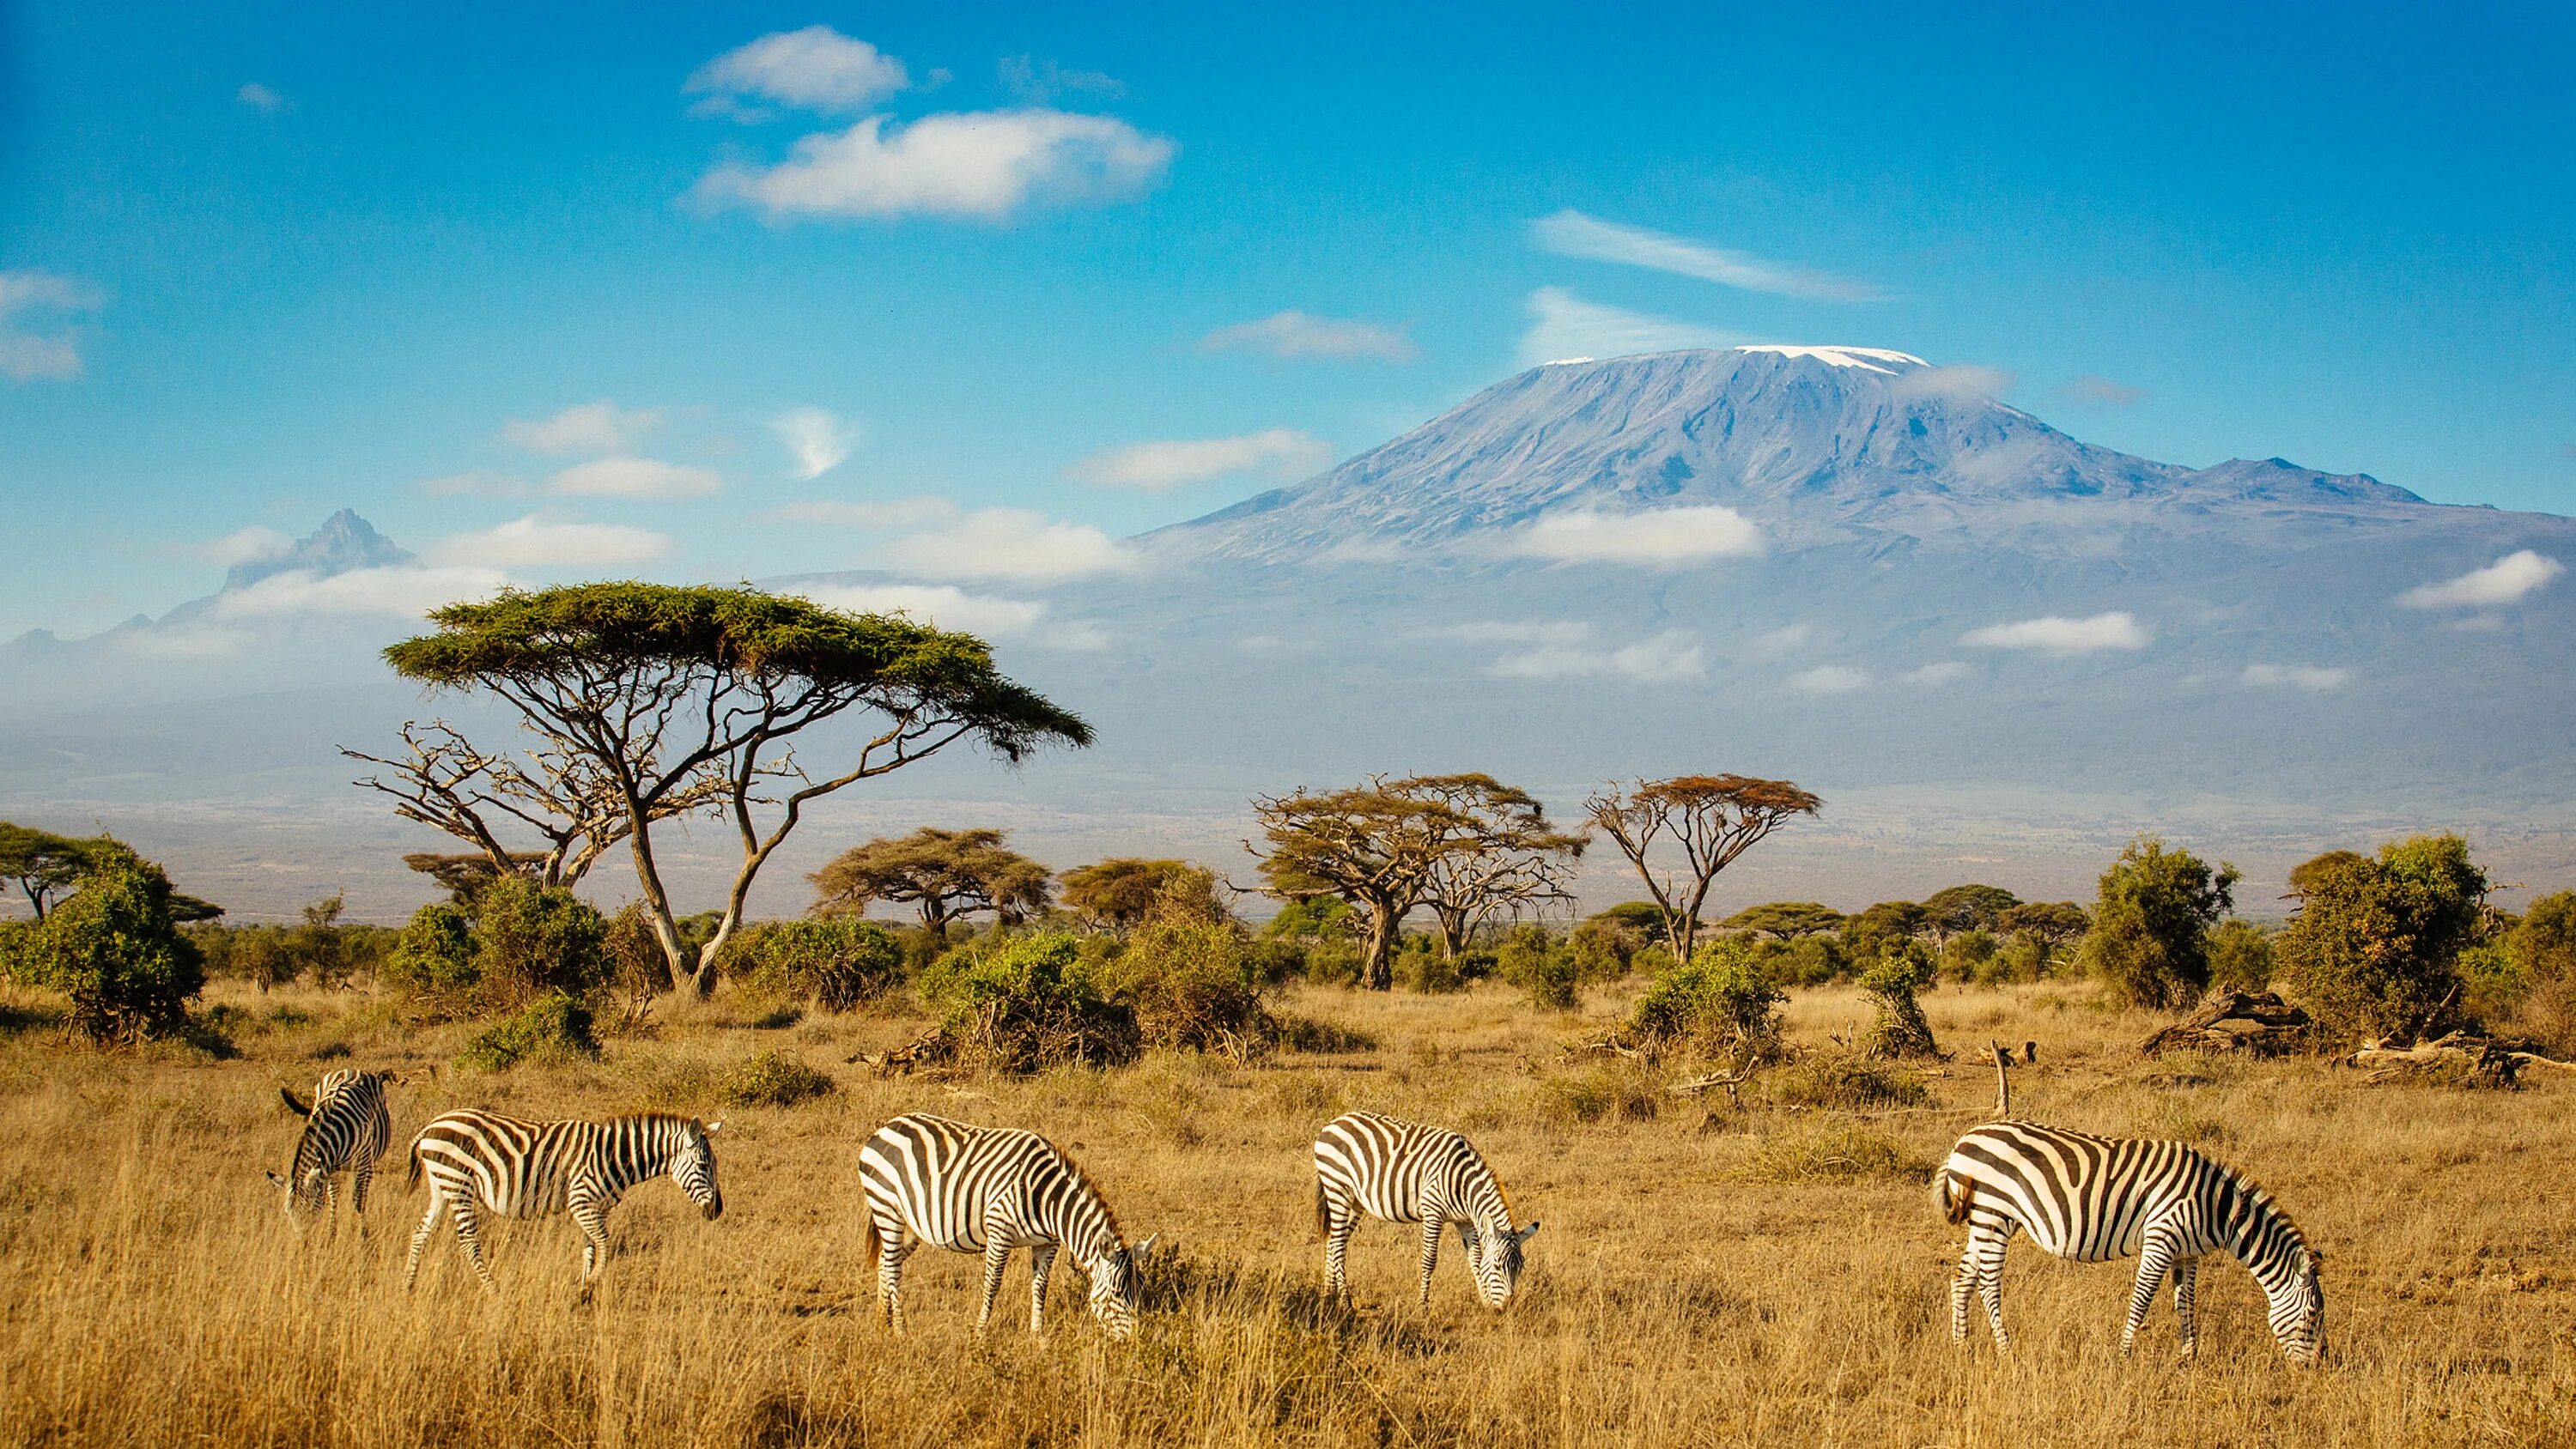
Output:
top-left (858, 1113), bottom-right (1155, 1340)
top-left (403, 1108), bottom-right (723, 1291)
top-left (1939, 1120), bottom-right (2325, 1363)
top-left (269, 1069), bottom-right (394, 1225)
top-left (1312, 1111), bottom-right (1539, 1309)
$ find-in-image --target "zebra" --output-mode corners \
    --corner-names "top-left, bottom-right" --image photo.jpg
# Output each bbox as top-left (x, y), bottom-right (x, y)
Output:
top-left (1313, 1111), bottom-right (1540, 1310)
top-left (266, 1069), bottom-right (395, 1227)
top-left (1938, 1119), bottom-right (2325, 1364)
top-left (403, 1108), bottom-right (723, 1292)
top-left (858, 1113), bottom-right (1157, 1340)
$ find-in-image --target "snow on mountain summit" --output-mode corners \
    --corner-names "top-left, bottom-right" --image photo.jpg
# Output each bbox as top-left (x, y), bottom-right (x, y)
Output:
top-left (1732, 344), bottom-right (1929, 373)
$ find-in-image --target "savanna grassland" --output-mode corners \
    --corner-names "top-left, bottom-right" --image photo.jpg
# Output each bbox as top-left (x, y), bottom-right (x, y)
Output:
top-left (1, 975), bottom-right (2569, 1449)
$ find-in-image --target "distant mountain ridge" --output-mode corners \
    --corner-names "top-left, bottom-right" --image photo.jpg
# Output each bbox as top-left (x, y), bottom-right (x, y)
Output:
top-left (222, 507), bottom-right (415, 591)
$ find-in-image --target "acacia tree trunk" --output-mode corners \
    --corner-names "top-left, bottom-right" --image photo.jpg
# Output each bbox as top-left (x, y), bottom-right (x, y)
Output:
top-left (623, 807), bottom-right (706, 997)
top-left (1434, 906), bottom-right (1473, 960)
top-left (1362, 894), bottom-right (1406, 991)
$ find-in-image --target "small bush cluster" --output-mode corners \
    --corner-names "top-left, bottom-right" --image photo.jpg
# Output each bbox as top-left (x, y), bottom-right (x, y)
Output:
top-left (385, 876), bottom-right (609, 1019)
top-left (8, 846), bottom-right (207, 1044)
top-left (1098, 914), bottom-right (1280, 1055)
top-left (1751, 1123), bottom-right (1923, 1182)
top-left (1856, 948), bottom-right (1940, 1059)
top-left (1765, 1051), bottom-right (1929, 1110)
top-left (1626, 940), bottom-right (1784, 1064)
top-left (918, 932), bottom-right (1143, 1073)
top-left (725, 917), bottom-right (903, 1011)
top-left (456, 991), bottom-right (600, 1071)
top-left (1498, 924), bottom-right (1583, 1009)
top-left (719, 1049), bottom-right (835, 1107)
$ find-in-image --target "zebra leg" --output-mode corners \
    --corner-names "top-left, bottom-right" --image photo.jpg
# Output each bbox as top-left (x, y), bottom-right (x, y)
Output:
top-left (1949, 1240), bottom-right (1978, 1344)
top-left (571, 1197), bottom-right (611, 1286)
top-left (1321, 1193), bottom-right (1357, 1298)
top-left (404, 1193), bottom-right (445, 1290)
top-left (1416, 1217), bottom-right (1443, 1307)
top-left (1967, 1225), bottom-right (2012, 1351)
top-left (975, 1239), bottom-right (1013, 1338)
top-left (351, 1162), bottom-right (372, 1220)
top-left (449, 1195), bottom-right (498, 1294)
top-left (1028, 1243), bottom-right (1056, 1336)
top-left (2170, 1257), bottom-right (2200, 1360)
top-left (873, 1223), bottom-right (908, 1336)
top-left (2123, 1234), bottom-right (2178, 1357)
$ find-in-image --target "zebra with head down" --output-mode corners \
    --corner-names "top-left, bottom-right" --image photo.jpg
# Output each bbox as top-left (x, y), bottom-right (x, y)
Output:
top-left (268, 1069), bottom-right (395, 1228)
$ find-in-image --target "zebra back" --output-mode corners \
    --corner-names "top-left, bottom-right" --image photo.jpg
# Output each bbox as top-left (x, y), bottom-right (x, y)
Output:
top-left (1314, 1111), bottom-right (1537, 1306)
top-left (410, 1109), bottom-right (723, 1221)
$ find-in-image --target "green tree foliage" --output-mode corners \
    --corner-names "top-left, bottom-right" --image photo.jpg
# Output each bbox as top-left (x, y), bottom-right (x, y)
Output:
top-left (917, 931), bottom-right (1140, 1073)
top-left (1842, 900), bottom-right (1928, 956)
top-left (1923, 884), bottom-right (2022, 945)
top-left (1592, 901), bottom-right (1677, 943)
top-left (1407, 774), bottom-right (1583, 958)
top-left (2206, 919), bottom-right (2275, 991)
top-left (810, 827), bottom-right (1053, 936)
top-left (368, 582), bottom-right (1090, 996)
top-left (2499, 891), bottom-right (2576, 1052)
top-left (0, 822), bottom-right (94, 921)
top-left (1858, 946), bottom-right (1940, 1058)
top-left (1097, 906), bottom-right (1280, 1053)
top-left (1060, 858), bottom-right (1226, 933)
top-left (1568, 913), bottom-right (1646, 981)
top-left (723, 917), bottom-right (903, 1011)
top-left (2078, 837), bottom-right (2241, 1009)
top-left (13, 845), bottom-right (206, 1044)
top-left (385, 902), bottom-right (479, 997)
top-left (1721, 901), bottom-right (1845, 941)
top-left (1625, 939), bottom-right (1786, 1064)
top-left (1584, 775), bottom-right (1822, 965)
top-left (468, 875), bottom-right (608, 1009)
top-left (456, 991), bottom-right (600, 1071)
top-left (1496, 923), bottom-right (1582, 1009)
top-left (1258, 896), bottom-right (1362, 986)
top-left (602, 902), bottom-right (677, 998)
top-left (2274, 835), bottom-right (2487, 1042)
top-left (1249, 778), bottom-right (1455, 991)
top-left (1997, 900), bottom-right (2090, 979)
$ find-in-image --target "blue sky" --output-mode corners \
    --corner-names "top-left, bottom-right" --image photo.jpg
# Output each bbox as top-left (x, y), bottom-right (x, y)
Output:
top-left (3, 1), bottom-right (2571, 639)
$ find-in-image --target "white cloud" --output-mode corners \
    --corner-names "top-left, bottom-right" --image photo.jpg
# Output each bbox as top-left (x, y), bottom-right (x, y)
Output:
top-left (1528, 209), bottom-right (1880, 302)
top-left (428, 516), bottom-right (671, 570)
top-left (549, 457), bottom-right (722, 499)
top-left (686, 27), bottom-right (908, 116)
top-left (883, 507), bottom-right (1139, 583)
top-left (2397, 549), bottom-right (2564, 609)
top-left (189, 526), bottom-right (294, 567)
top-left (1962, 611), bottom-right (2152, 654)
top-left (502, 401), bottom-right (662, 456)
top-left (1905, 661), bottom-right (1971, 687)
top-left (112, 623), bottom-right (255, 662)
top-left (1070, 428), bottom-right (1331, 492)
top-left (1486, 627), bottom-right (1705, 684)
top-left (2243, 663), bottom-right (2348, 691)
top-left (1200, 311), bottom-right (1418, 362)
top-left (1892, 364), bottom-right (2014, 403)
top-left (0, 270), bottom-right (99, 382)
top-left (1789, 664), bottom-right (1869, 694)
top-left (1518, 287), bottom-right (1735, 367)
top-left (766, 495), bottom-right (960, 530)
top-left (690, 108), bottom-right (1175, 221)
top-left (1744, 622), bottom-right (1813, 660)
top-left (794, 581), bottom-right (1046, 638)
top-left (212, 566), bottom-right (507, 621)
top-left (773, 406), bottom-right (858, 479)
top-left (236, 82), bottom-right (286, 113)
top-left (1509, 505), bottom-right (1764, 566)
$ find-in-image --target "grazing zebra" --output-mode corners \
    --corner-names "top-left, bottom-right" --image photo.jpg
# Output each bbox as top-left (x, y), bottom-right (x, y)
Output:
top-left (1313, 1111), bottom-right (1540, 1309)
top-left (266, 1069), bottom-right (395, 1226)
top-left (403, 1109), bottom-right (723, 1291)
top-left (1938, 1120), bottom-right (2325, 1363)
top-left (858, 1113), bottom-right (1157, 1340)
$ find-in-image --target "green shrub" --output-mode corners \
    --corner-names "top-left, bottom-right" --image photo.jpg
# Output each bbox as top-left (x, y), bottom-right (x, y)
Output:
top-left (918, 931), bottom-right (1139, 1073)
top-left (1857, 946), bottom-right (1940, 1059)
top-left (602, 903), bottom-right (675, 998)
top-left (1627, 940), bottom-right (1783, 1063)
top-left (1498, 924), bottom-right (1581, 1009)
top-left (1568, 916), bottom-right (1643, 982)
top-left (2496, 891), bottom-right (2576, 1052)
top-left (2275, 835), bottom-right (2486, 1042)
top-left (470, 876), bottom-right (608, 1008)
top-left (384, 903), bottom-right (478, 998)
top-left (0, 919), bottom-right (37, 984)
top-left (1097, 915), bottom-right (1279, 1054)
top-left (1391, 937), bottom-right (1467, 994)
top-left (726, 917), bottom-right (903, 1011)
top-left (14, 846), bottom-right (206, 1044)
top-left (1765, 1052), bottom-right (1929, 1110)
top-left (2079, 836), bottom-right (2239, 1009)
top-left (2206, 919), bottom-right (2275, 991)
top-left (456, 991), bottom-right (600, 1071)
top-left (1940, 928), bottom-right (1999, 984)
top-left (719, 1049), bottom-right (835, 1107)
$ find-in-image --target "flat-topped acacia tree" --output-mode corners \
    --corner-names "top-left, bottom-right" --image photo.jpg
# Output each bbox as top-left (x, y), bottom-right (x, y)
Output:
top-left (1583, 775), bottom-right (1822, 966)
top-left (368, 583), bottom-right (1091, 996)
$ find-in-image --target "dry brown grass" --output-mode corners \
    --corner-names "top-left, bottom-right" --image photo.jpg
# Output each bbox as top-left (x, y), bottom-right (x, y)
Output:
top-left (1, 973), bottom-right (2571, 1447)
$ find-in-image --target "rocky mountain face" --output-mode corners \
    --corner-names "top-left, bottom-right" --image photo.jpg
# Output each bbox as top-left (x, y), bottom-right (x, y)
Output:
top-left (221, 508), bottom-right (416, 591)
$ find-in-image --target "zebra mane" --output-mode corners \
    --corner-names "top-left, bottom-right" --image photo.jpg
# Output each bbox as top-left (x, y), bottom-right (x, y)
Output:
top-left (2218, 1161), bottom-right (2308, 1260)
top-left (1048, 1137), bottom-right (1127, 1247)
top-left (1477, 1151), bottom-right (1519, 1226)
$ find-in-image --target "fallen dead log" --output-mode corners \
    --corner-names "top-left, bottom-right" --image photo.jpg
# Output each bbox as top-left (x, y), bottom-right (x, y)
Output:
top-left (848, 1029), bottom-right (961, 1079)
top-left (2345, 1031), bottom-right (2576, 1089)
top-left (1669, 1064), bottom-right (1758, 1108)
top-left (2140, 991), bottom-right (2315, 1058)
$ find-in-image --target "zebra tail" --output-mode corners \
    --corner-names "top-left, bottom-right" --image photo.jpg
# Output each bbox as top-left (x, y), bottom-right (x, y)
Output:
top-left (1938, 1171), bottom-right (1974, 1225)
top-left (1311, 1174), bottom-right (1328, 1242)
top-left (404, 1136), bottom-right (424, 1194)
top-left (279, 1087), bottom-right (312, 1117)
top-left (865, 1213), bottom-right (883, 1266)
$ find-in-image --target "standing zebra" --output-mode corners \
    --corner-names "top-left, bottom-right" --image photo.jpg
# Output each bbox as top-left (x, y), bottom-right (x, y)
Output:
top-left (1313, 1111), bottom-right (1539, 1309)
top-left (1939, 1120), bottom-right (2325, 1363)
top-left (858, 1113), bottom-right (1157, 1340)
top-left (267, 1069), bottom-right (395, 1226)
top-left (404, 1109), bottom-right (723, 1291)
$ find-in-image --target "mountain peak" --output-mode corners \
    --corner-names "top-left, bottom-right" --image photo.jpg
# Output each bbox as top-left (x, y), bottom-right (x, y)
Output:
top-left (224, 509), bottom-right (416, 591)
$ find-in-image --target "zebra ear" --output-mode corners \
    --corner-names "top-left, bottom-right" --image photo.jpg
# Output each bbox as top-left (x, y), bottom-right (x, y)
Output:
top-left (1515, 1220), bottom-right (1541, 1243)
top-left (264, 1170), bottom-right (287, 1188)
top-left (702, 1119), bottom-right (724, 1136)
top-left (1133, 1234), bottom-right (1159, 1260)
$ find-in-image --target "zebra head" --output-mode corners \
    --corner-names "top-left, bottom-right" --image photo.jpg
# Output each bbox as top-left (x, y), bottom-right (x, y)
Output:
top-left (2269, 1245), bottom-right (2327, 1365)
top-left (1469, 1219), bottom-right (1541, 1309)
top-left (1084, 1234), bottom-right (1157, 1341)
top-left (672, 1119), bottom-right (724, 1221)
top-left (263, 1167), bottom-right (329, 1225)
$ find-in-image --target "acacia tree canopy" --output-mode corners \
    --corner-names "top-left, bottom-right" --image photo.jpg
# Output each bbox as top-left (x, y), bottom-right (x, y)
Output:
top-left (1060, 858), bottom-right (1224, 933)
top-left (1923, 883), bottom-right (2022, 943)
top-left (1249, 777), bottom-right (1458, 991)
top-left (1409, 773), bottom-right (1584, 959)
top-left (810, 827), bottom-right (1054, 934)
top-left (0, 822), bottom-right (97, 921)
top-left (1722, 901), bottom-right (1847, 941)
top-left (1583, 775), bottom-right (1822, 966)
top-left (367, 583), bottom-right (1090, 994)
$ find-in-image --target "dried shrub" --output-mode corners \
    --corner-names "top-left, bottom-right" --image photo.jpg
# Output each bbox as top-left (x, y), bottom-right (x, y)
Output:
top-left (1097, 914), bottom-right (1280, 1057)
top-left (1543, 1062), bottom-right (1663, 1125)
top-left (1750, 1123), bottom-right (1923, 1182)
top-left (1765, 1052), bottom-right (1929, 1110)
top-left (917, 932), bottom-right (1140, 1074)
top-left (1857, 948), bottom-right (1940, 1059)
top-left (719, 1049), bottom-right (835, 1107)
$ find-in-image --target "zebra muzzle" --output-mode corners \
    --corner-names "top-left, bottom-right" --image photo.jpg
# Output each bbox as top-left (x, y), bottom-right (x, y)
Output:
top-left (702, 1195), bottom-right (724, 1221)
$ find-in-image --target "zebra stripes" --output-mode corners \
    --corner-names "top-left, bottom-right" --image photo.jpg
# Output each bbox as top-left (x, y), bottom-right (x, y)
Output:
top-left (404, 1108), bottom-right (723, 1291)
top-left (1939, 1119), bottom-right (2325, 1363)
top-left (268, 1069), bottom-right (394, 1225)
top-left (859, 1112), bottom-right (1156, 1340)
top-left (1313, 1111), bottom-right (1539, 1309)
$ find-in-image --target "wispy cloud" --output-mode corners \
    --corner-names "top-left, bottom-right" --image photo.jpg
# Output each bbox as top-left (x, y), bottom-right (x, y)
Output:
top-left (236, 82), bottom-right (287, 113)
top-left (549, 458), bottom-right (722, 499)
top-left (1528, 209), bottom-right (1880, 302)
top-left (793, 581), bottom-right (1047, 639)
top-left (185, 526), bottom-right (295, 568)
top-left (428, 516), bottom-right (670, 569)
top-left (1479, 623), bottom-right (1705, 683)
top-left (2397, 549), bottom-right (2563, 609)
top-left (1200, 311), bottom-right (1418, 362)
top-left (998, 56), bottom-right (1124, 105)
top-left (0, 270), bottom-right (100, 382)
top-left (1071, 428), bottom-right (1331, 492)
top-left (503, 401), bottom-right (662, 456)
top-left (211, 566), bottom-right (507, 620)
top-left (1905, 661), bottom-right (1971, 687)
top-left (1518, 287), bottom-right (1735, 367)
top-left (772, 406), bottom-right (857, 479)
top-left (883, 506), bottom-right (1139, 583)
top-left (1962, 611), bottom-right (2152, 653)
top-left (2065, 374), bottom-right (2147, 408)
top-left (2243, 663), bottom-right (2348, 691)
top-left (765, 495), bottom-right (960, 530)
top-left (1789, 664), bottom-right (1869, 694)
top-left (689, 108), bottom-right (1175, 221)
top-left (1509, 505), bottom-right (1763, 566)
top-left (1893, 364), bottom-right (2014, 403)
top-left (686, 27), bottom-right (908, 118)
